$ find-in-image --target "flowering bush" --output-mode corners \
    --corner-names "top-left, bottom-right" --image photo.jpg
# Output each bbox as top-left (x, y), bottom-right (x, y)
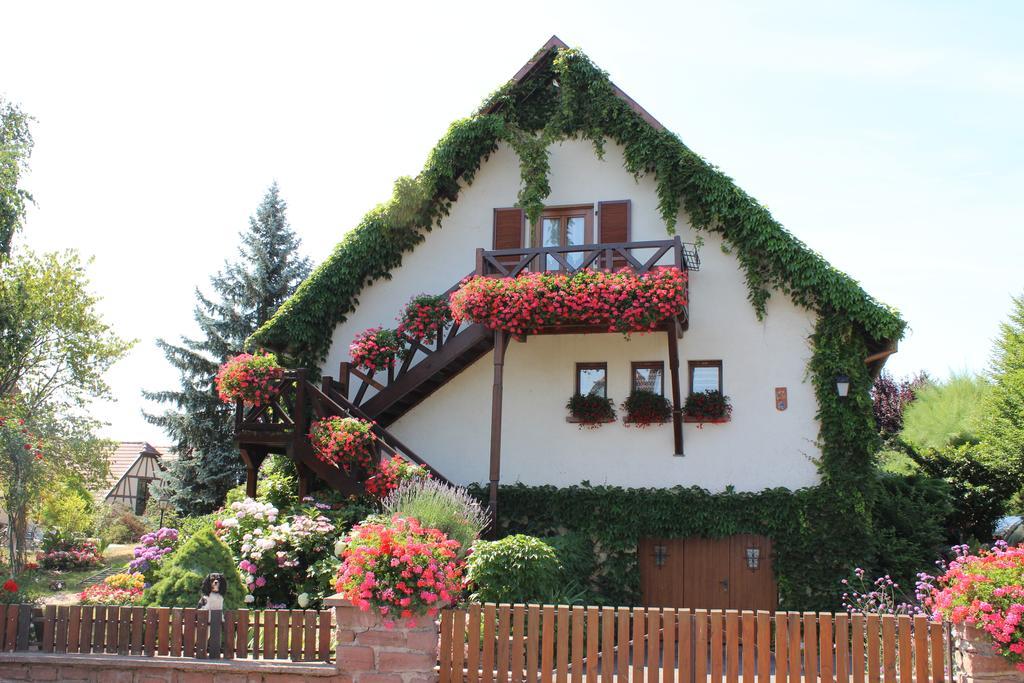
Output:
top-left (81, 573), bottom-right (145, 605)
top-left (217, 497), bottom-right (344, 609)
top-left (350, 327), bottom-right (404, 373)
top-left (450, 268), bottom-right (688, 336)
top-left (683, 390), bottom-right (732, 420)
top-left (334, 516), bottom-right (463, 625)
top-left (922, 543), bottom-right (1024, 669)
top-left (310, 416), bottom-right (379, 474)
top-left (566, 393), bottom-right (616, 428)
top-left (38, 531), bottom-right (101, 570)
top-left (128, 528), bottom-right (179, 580)
top-left (622, 390), bottom-right (672, 427)
top-left (365, 456), bottom-right (430, 499)
top-left (0, 578), bottom-right (26, 605)
top-left (215, 351), bottom-right (284, 406)
top-left (398, 294), bottom-right (451, 344)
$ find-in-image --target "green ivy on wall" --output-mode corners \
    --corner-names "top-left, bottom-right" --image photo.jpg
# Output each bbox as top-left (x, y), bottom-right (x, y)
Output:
top-left (251, 44), bottom-right (909, 607)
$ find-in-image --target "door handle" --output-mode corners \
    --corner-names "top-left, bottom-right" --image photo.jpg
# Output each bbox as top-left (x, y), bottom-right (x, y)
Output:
top-left (720, 578), bottom-right (729, 592)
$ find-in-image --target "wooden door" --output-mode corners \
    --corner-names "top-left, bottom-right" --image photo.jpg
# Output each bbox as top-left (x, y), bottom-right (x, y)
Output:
top-left (639, 535), bottom-right (778, 611)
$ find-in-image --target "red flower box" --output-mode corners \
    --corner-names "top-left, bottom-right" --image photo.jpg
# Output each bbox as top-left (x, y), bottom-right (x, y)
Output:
top-left (215, 352), bottom-right (284, 407)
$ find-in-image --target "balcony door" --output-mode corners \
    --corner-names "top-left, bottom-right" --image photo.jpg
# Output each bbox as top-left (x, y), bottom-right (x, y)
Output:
top-left (534, 205), bottom-right (594, 271)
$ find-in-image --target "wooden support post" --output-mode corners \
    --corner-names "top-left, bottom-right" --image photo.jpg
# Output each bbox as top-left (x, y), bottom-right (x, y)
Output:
top-left (239, 448), bottom-right (267, 499)
top-left (666, 320), bottom-right (684, 456)
top-left (337, 362), bottom-right (350, 400)
top-left (245, 462), bottom-right (258, 499)
top-left (488, 330), bottom-right (509, 525)
top-left (297, 461), bottom-right (312, 499)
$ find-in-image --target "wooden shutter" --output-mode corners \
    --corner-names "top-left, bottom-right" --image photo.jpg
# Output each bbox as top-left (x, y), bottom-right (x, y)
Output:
top-left (493, 208), bottom-right (524, 250)
top-left (598, 200), bottom-right (631, 268)
top-left (493, 208), bottom-right (525, 269)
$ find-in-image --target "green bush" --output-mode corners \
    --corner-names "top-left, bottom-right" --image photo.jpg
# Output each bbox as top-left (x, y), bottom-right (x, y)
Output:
top-left (176, 512), bottom-right (223, 542)
top-left (93, 504), bottom-right (147, 546)
top-left (902, 374), bottom-right (991, 450)
top-left (544, 533), bottom-right (595, 584)
top-left (870, 472), bottom-right (951, 587)
top-left (382, 479), bottom-right (487, 557)
top-left (466, 534), bottom-right (563, 604)
top-left (37, 478), bottom-right (94, 535)
top-left (144, 529), bottom-right (246, 608)
top-left (225, 455), bottom-right (298, 512)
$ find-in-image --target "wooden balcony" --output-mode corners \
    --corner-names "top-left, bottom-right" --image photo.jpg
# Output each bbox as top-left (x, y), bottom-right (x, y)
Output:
top-left (474, 236), bottom-right (700, 278)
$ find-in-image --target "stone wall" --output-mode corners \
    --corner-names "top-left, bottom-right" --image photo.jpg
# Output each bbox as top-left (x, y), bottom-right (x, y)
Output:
top-left (328, 599), bottom-right (438, 683)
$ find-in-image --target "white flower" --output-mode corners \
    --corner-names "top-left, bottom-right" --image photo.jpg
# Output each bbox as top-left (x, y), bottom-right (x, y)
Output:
top-left (334, 539), bottom-right (347, 557)
top-left (297, 593), bottom-right (310, 608)
top-left (244, 594), bottom-right (255, 604)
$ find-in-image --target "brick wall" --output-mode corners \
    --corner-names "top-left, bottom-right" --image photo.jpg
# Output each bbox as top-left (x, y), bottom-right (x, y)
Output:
top-left (329, 599), bottom-right (438, 683)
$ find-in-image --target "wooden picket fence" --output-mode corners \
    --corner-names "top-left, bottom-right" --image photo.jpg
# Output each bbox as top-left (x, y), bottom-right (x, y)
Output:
top-left (0, 604), bottom-right (334, 662)
top-left (438, 605), bottom-right (953, 683)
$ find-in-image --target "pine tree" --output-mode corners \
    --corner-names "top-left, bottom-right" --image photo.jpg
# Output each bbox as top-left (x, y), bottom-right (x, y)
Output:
top-left (144, 183), bottom-right (311, 513)
top-left (980, 294), bottom-right (1024, 481)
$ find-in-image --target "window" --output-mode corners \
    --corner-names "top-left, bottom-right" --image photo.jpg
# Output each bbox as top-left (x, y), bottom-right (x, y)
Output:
top-left (576, 362), bottom-right (608, 398)
top-left (631, 361), bottom-right (665, 395)
top-left (534, 205), bottom-right (594, 270)
top-left (689, 360), bottom-right (722, 394)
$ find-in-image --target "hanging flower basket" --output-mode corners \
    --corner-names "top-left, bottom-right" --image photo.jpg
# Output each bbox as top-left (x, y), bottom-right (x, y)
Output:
top-left (683, 390), bottom-right (732, 422)
top-left (450, 267), bottom-right (688, 336)
top-left (215, 352), bottom-right (285, 407)
top-left (623, 390), bottom-right (673, 427)
top-left (350, 327), bottom-right (405, 373)
top-left (310, 416), bottom-right (379, 474)
top-left (566, 393), bottom-right (616, 429)
top-left (364, 455), bottom-right (430, 499)
top-left (398, 294), bottom-right (451, 345)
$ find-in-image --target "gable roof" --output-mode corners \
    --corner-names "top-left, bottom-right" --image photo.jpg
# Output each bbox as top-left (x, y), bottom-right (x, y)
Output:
top-left (251, 37), bottom-right (905, 370)
top-left (100, 441), bottom-right (164, 500)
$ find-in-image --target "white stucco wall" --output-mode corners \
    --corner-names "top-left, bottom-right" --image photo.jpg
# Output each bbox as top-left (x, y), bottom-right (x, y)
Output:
top-left (323, 139), bottom-right (821, 492)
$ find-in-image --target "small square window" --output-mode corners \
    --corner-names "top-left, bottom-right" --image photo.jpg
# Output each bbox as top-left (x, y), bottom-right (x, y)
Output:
top-left (689, 360), bottom-right (723, 394)
top-left (576, 363), bottom-right (608, 398)
top-left (631, 362), bottom-right (664, 395)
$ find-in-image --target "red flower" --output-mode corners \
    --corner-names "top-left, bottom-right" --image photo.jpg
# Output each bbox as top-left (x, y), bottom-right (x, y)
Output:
top-left (3, 579), bottom-right (18, 593)
top-left (215, 351), bottom-right (284, 406)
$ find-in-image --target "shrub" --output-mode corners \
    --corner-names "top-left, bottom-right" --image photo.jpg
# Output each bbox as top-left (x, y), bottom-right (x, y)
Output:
top-left (902, 373), bottom-right (991, 450)
top-left (349, 327), bottom-right (404, 372)
top-left (0, 578), bottom-right (27, 605)
top-left (870, 473), bottom-right (951, 589)
top-left (93, 504), bottom-right (147, 546)
top-left (871, 371), bottom-right (928, 437)
top-left (398, 294), bottom-right (451, 344)
top-left (310, 416), bottom-right (378, 474)
top-left (622, 390), bottom-right (672, 427)
top-left (381, 479), bottom-right (487, 558)
top-left (215, 351), bottom-right (284, 407)
top-left (683, 390), bottom-right (731, 420)
top-left (335, 516), bottom-right (463, 624)
top-left (176, 512), bottom-right (222, 542)
top-left (37, 479), bottom-right (94, 536)
top-left (466, 534), bottom-right (562, 604)
top-left (38, 530), bottom-right (101, 570)
top-left (143, 529), bottom-right (246, 609)
top-left (544, 532), bottom-right (595, 586)
top-left (128, 528), bottom-right (179, 582)
top-left (566, 393), bottom-right (616, 428)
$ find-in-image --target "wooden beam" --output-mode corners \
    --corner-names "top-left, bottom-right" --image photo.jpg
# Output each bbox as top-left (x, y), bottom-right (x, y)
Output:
top-left (488, 330), bottom-right (509, 524)
top-left (666, 321), bottom-right (684, 456)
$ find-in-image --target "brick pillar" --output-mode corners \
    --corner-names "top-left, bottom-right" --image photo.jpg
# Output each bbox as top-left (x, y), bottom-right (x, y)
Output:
top-left (953, 624), bottom-right (1024, 683)
top-left (327, 594), bottom-right (439, 683)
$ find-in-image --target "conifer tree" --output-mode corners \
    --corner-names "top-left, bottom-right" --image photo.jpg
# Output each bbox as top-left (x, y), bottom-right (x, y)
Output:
top-left (980, 294), bottom-right (1024, 481)
top-left (145, 183), bottom-right (310, 513)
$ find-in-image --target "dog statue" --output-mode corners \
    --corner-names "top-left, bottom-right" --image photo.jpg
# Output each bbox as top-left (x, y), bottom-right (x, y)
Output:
top-left (198, 572), bottom-right (227, 610)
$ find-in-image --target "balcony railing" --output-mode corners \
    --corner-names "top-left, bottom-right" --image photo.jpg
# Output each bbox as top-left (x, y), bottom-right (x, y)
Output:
top-left (474, 236), bottom-right (700, 277)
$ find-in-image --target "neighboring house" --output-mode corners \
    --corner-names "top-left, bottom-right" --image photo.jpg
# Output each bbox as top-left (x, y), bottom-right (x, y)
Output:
top-left (240, 37), bottom-right (906, 610)
top-left (98, 442), bottom-right (172, 515)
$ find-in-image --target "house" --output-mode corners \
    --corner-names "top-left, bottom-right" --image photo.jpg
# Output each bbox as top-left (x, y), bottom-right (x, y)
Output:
top-left (97, 442), bottom-right (174, 515)
top-left (241, 37), bottom-right (905, 610)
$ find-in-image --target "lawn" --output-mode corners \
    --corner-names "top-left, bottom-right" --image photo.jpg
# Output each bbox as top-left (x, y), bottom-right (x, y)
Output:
top-left (15, 544), bottom-right (133, 604)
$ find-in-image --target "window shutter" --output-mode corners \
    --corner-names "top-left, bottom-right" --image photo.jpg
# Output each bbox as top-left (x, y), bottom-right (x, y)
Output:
top-left (598, 200), bottom-right (631, 268)
top-left (598, 200), bottom-right (630, 243)
top-left (493, 208), bottom-right (525, 250)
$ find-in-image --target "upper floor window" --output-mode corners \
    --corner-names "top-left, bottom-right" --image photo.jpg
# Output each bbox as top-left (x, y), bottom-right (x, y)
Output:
top-left (535, 205), bottom-right (594, 270)
top-left (689, 360), bottom-right (723, 394)
top-left (632, 361), bottom-right (664, 395)
top-left (576, 362), bottom-right (608, 397)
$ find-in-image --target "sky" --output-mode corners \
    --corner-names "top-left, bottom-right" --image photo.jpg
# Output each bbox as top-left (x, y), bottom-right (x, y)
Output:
top-left (3, 1), bottom-right (1022, 444)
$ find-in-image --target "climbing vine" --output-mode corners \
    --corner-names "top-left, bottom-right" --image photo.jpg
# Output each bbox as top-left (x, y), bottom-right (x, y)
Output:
top-left (250, 44), bottom-right (908, 607)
